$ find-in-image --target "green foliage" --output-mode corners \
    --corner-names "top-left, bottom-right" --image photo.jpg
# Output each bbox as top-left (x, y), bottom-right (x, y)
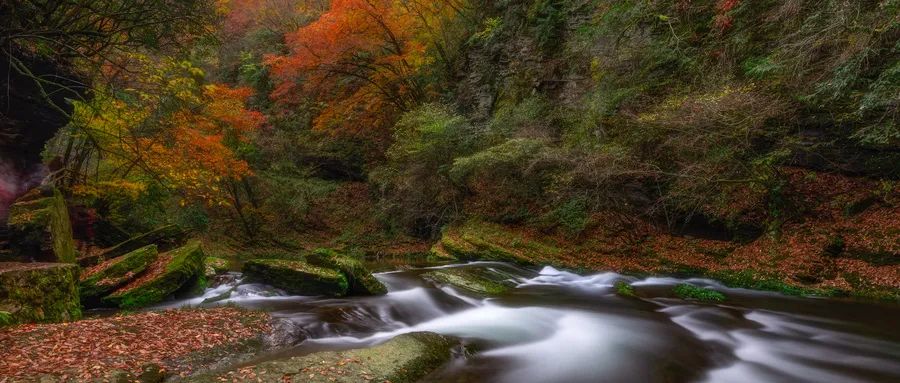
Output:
top-left (673, 284), bottom-right (726, 303)
top-left (538, 197), bottom-right (590, 235)
top-left (527, 0), bottom-right (567, 50)
top-left (372, 104), bottom-right (476, 235)
top-left (450, 139), bottom-right (544, 182)
top-left (0, 311), bottom-right (12, 327)
top-left (614, 281), bottom-right (636, 298)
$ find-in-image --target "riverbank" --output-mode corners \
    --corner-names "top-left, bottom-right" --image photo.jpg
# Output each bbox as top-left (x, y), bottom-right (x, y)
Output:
top-left (0, 307), bottom-right (270, 382)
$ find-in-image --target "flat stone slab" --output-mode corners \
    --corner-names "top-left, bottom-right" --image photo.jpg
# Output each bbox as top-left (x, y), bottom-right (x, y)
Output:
top-left (242, 259), bottom-right (348, 296)
top-left (188, 332), bottom-right (460, 382)
top-left (103, 242), bottom-right (205, 309)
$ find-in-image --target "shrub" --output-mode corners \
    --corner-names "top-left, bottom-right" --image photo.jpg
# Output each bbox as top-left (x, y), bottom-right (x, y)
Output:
top-left (372, 104), bottom-right (477, 236)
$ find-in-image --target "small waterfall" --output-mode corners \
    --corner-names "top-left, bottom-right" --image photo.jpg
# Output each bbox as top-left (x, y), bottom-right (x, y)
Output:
top-left (153, 262), bottom-right (900, 383)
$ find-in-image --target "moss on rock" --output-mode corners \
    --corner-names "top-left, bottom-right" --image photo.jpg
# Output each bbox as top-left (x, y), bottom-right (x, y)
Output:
top-left (437, 220), bottom-right (562, 266)
top-left (204, 256), bottom-right (230, 278)
top-left (103, 242), bottom-right (205, 309)
top-left (6, 187), bottom-right (75, 263)
top-left (79, 245), bottom-right (158, 305)
top-left (189, 332), bottom-right (458, 383)
top-left (614, 281), bottom-right (636, 297)
top-left (307, 249), bottom-right (387, 295)
top-left (673, 284), bottom-right (726, 303)
top-left (242, 259), bottom-right (348, 296)
top-left (422, 267), bottom-right (516, 295)
top-left (0, 262), bottom-right (81, 324)
top-left (99, 224), bottom-right (186, 260)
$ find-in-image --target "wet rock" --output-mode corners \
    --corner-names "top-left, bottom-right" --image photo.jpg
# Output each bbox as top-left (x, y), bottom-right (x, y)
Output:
top-left (0, 262), bottom-right (81, 324)
top-left (189, 332), bottom-right (459, 383)
top-left (136, 363), bottom-right (167, 383)
top-left (103, 241), bottom-right (205, 309)
top-left (242, 259), bottom-right (348, 296)
top-left (79, 244), bottom-right (158, 305)
top-left (422, 267), bottom-right (516, 295)
top-left (6, 187), bottom-right (76, 263)
top-left (263, 318), bottom-right (309, 348)
top-left (307, 249), bottom-right (387, 295)
top-left (209, 272), bottom-right (240, 288)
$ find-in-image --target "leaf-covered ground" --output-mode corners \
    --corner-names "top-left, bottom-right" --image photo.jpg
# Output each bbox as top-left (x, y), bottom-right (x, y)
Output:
top-left (0, 307), bottom-right (270, 382)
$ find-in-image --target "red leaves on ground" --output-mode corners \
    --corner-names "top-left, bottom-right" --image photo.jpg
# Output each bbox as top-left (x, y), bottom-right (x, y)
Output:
top-left (0, 308), bottom-right (270, 381)
top-left (114, 253), bottom-right (173, 294)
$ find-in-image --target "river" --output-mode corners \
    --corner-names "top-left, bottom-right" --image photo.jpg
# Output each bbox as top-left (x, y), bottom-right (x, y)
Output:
top-left (156, 262), bottom-right (900, 383)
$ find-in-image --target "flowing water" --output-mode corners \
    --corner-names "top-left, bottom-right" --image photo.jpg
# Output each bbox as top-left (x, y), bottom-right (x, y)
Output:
top-left (157, 262), bottom-right (900, 383)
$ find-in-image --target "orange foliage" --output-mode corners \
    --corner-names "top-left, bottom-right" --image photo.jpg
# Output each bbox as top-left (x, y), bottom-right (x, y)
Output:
top-left (140, 84), bottom-right (265, 204)
top-left (266, 0), bottom-right (433, 138)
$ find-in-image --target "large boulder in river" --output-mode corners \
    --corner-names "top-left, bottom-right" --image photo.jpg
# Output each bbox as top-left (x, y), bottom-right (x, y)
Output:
top-left (5, 187), bottom-right (76, 263)
top-left (0, 262), bottom-right (81, 324)
top-left (103, 241), bottom-right (205, 309)
top-left (307, 249), bottom-right (387, 295)
top-left (188, 332), bottom-right (459, 383)
top-left (242, 259), bottom-right (348, 296)
top-left (79, 244), bottom-right (158, 306)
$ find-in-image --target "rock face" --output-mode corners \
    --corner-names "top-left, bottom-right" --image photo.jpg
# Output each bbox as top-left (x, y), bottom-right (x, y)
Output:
top-left (6, 187), bottom-right (76, 263)
top-left (307, 249), bottom-right (387, 295)
top-left (189, 332), bottom-right (459, 383)
top-left (242, 259), bottom-right (348, 296)
top-left (422, 267), bottom-right (516, 295)
top-left (0, 262), bottom-right (81, 324)
top-left (103, 242), bottom-right (205, 309)
top-left (79, 244), bottom-right (158, 306)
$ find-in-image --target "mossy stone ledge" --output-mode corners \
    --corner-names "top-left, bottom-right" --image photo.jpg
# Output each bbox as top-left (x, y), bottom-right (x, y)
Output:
top-left (0, 262), bottom-right (81, 324)
top-left (6, 187), bottom-right (76, 263)
top-left (242, 259), bottom-right (348, 296)
top-left (422, 267), bottom-right (516, 295)
top-left (187, 332), bottom-right (459, 383)
top-left (307, 249), bottom-right (387, 295)
top-left (79, 244), bottom-right (159, 306)
top-left (102, 241), bottom-right (205, 309)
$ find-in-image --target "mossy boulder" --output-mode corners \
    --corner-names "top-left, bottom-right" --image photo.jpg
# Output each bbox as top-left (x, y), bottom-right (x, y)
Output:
top-left (103, 242), bottom-right (205, 309)
top-left (189, 332), bottom-right (459, 383)
top-left (307, 249), bottom-right (387, 295)
top-left (437, 220), bottom-right (562, 266)
top-left (99, 224), bottom-right (186, 260)
top-left (79, 245), bottom-right (158, 305)
top-left (243, 259), bottom-right (348, 296)
top-left (427, 242), bottom-right (458, 262)
top-left (422, 267), bottom-right (516, 295)
top-left (0, 262), bottom-right (81, 324)
top-left (203, 256), bottom-right (230, 277)
top-left (6, 187), bottom-right (75, 263)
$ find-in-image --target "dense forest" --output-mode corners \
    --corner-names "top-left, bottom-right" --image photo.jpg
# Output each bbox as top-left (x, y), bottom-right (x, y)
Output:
top-left (0, 1), bottom-right (898, 382)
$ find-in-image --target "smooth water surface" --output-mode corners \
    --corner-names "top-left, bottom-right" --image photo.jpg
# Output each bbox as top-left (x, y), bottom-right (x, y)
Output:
top-left (157, 262), bottom-right (900, 383)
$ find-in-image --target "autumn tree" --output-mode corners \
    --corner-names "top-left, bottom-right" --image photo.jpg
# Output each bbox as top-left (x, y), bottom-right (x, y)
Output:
top-left (266, 0), bottom-right (473, 141)
top-left (52, 56), bottom-right (265, 235)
